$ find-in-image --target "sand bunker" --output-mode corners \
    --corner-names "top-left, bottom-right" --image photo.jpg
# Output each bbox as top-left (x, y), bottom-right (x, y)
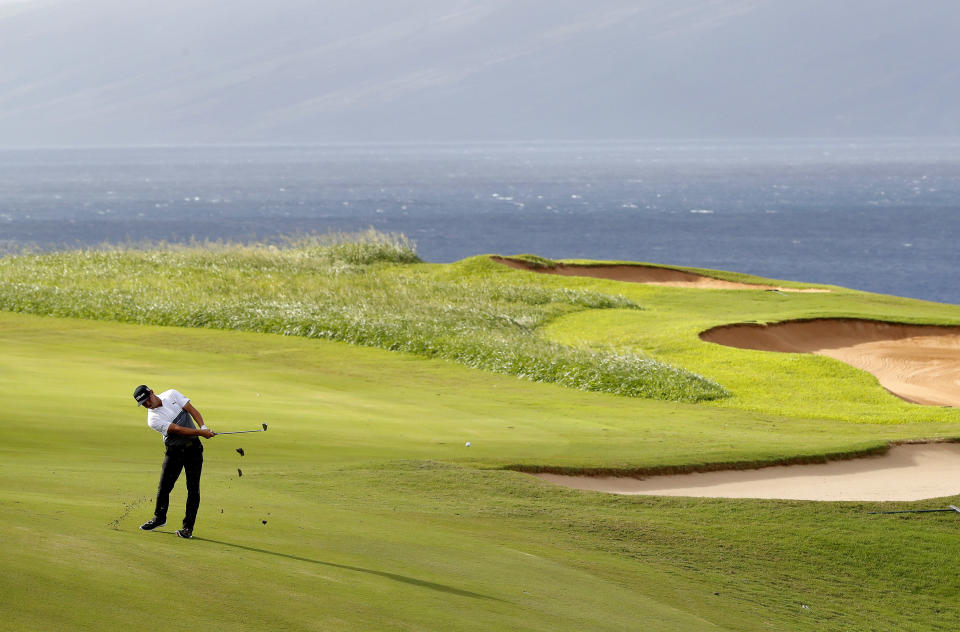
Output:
top-left (701, 319), bottom-right (960, 407)
top-left (533, 443), bottom-right (960, 501)
top-left (492, 256), bottom-right (829, 292)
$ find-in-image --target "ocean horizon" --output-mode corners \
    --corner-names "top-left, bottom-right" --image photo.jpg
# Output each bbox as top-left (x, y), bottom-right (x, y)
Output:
top-left (2, 139), bottom-right (958, 304)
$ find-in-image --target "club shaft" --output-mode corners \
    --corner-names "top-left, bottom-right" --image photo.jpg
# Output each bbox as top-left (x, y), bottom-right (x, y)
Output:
top-left (869, 508), bottom-right (958, 514)
top-left (214, 429), bottom-right (265, 435)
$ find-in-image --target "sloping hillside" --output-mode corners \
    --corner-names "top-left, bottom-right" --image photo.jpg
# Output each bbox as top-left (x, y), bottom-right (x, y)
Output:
top-left (1, 0), bottom-right (958, 145)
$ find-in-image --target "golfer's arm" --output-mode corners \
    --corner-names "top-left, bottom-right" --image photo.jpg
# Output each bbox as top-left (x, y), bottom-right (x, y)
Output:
top-left (183, 402), bottom-right (205, 427)
top-left (166, 424), bottom-right (209, 437)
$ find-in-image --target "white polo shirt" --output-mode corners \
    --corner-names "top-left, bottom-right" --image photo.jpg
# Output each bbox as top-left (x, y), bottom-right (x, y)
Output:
top-left (146, 389), bottom-right (191, 440)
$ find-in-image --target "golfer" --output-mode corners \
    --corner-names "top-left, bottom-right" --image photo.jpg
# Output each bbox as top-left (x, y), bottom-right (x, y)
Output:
top-left (134, 385), bottom-right (215, 539)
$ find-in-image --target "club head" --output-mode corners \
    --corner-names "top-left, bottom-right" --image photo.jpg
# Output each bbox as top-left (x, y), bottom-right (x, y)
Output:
top-left (262, 423), bottom-right (268, 432)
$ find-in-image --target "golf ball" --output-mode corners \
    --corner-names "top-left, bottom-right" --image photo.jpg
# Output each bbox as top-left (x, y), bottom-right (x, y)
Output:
top-left (465, 441), bottom-right (471, 447)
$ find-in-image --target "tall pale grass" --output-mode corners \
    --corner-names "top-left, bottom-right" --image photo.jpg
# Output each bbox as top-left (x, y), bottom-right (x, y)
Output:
top-left (0, 231), bottom-right (727, 402)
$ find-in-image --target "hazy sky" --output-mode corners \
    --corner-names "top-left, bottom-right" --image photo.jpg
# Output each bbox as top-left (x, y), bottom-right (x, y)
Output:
top-left (1, 0), bottom-right (958, 146)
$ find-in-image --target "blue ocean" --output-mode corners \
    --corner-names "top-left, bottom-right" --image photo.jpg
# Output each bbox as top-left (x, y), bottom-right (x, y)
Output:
top-left (1, 139), bottom-right (958, 304)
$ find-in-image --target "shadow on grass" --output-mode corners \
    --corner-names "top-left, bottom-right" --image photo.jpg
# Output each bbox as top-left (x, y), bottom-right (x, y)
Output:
top-left (194, 536), bottom-right (503, 601)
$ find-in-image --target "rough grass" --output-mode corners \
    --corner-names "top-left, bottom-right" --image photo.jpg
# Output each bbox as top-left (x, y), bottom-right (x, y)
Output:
top-left (0, 232), bottom-right (726, 403)
top-left (6, 237), bottom-right (960, 422)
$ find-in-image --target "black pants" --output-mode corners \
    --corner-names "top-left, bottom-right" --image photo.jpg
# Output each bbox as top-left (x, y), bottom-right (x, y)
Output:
top-left (153, 441), bottom-right (203, 529)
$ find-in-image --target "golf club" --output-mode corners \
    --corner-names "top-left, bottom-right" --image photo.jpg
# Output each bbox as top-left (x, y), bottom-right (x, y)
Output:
top-left (214, 423), bottom-right (268, 436)
top-left (868, 504), bottom-right (960, 515)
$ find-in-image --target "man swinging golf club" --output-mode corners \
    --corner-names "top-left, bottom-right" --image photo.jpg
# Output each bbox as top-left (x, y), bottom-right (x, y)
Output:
top-left (134, 385), bottom-right (215, 539)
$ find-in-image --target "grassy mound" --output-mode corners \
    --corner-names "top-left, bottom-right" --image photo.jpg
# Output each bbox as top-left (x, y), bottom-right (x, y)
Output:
top-left (0, 232), bottom-right (726, 403)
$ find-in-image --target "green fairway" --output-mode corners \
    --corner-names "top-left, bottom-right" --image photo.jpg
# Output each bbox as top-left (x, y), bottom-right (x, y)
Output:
top-left (4, 238), bottom-right (960, 630)
top-left (3, 310), bottom-right (960, 631)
